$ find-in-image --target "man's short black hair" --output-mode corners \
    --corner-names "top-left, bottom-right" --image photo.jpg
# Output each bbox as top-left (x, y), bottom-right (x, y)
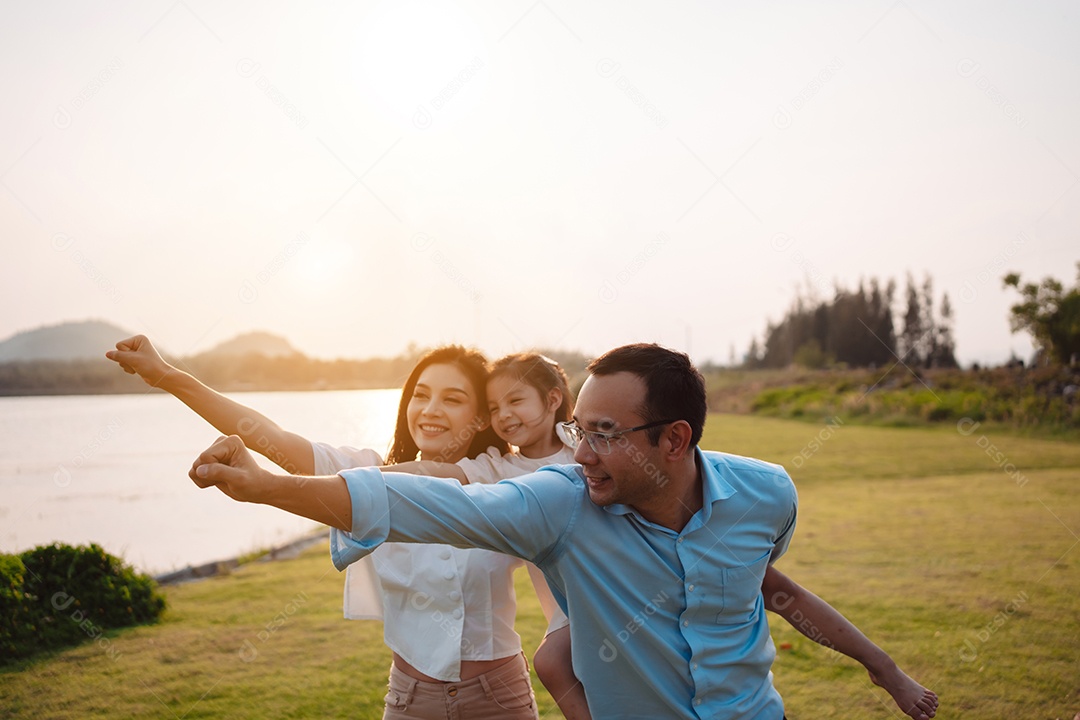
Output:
top-left (587, 343), bottom-right (706, 447)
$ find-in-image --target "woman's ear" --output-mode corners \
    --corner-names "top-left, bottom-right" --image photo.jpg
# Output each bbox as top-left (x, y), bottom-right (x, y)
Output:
top-left (547, 387), bottom-right (563, 413)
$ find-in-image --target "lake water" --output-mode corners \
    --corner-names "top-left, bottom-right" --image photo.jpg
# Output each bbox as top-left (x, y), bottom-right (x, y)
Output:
top-left (0, 389), bottom-right (401, 575)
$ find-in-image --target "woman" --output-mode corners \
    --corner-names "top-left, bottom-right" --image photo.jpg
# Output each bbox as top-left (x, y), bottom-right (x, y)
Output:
top-left (107, 336), bottom-right (537, 719)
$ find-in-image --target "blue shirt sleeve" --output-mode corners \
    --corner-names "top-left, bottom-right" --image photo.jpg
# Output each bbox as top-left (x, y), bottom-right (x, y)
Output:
top-left (769, 475), bottom-right (798, 564)
top-left (330, 466), bottom-right (581, 571)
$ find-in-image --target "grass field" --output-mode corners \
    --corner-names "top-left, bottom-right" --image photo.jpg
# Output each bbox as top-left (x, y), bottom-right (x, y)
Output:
top-left (2, 415), bottom-right (1078, 718)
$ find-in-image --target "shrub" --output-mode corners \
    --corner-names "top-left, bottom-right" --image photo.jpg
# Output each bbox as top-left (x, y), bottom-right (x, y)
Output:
top-left (0, 542), bottom-right (166, 662)
top-left (0, 554), bottom-right (32, 658)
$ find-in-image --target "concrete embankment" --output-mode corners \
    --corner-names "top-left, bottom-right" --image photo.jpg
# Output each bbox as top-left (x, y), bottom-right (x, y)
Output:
top-left (153, 529), bottom-right (329, 585)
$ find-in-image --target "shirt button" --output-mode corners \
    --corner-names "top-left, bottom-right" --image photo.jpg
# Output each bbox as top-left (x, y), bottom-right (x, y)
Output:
top-left (687, 584), bottom-right (695, 592)
top-left (449, 591), bottom-right (462, 601)
top-left (692, 662), bottom-right (699, 670)
top-left (443, 570), bottom-right (455, 580)
top-left (447, 687), bottom-right (458, 697)
top-left (677, 537), bottom-right (684, 544)
top-left (440, 549), bottom-right (451, 560)
top-left (682, 620), bottom-right (689, 627)
top-left (452, 608), bottom-right (463, 619)
top-left (694, 698), bottom-right (702, 706)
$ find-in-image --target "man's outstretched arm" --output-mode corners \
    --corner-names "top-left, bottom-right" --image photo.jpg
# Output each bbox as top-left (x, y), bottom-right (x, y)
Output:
top-left (190, 435), bottom-right (353, 530)
top-left (189, 435), bottom-right (576, 569)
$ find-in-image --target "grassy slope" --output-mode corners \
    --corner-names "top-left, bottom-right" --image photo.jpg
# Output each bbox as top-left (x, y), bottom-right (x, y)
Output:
top-left (2, 415), bottom-right (1079, 718)
top-left (718, 415), bottom-right (1080, 718)
top-left (705, 365), bottom-right (1080, 437)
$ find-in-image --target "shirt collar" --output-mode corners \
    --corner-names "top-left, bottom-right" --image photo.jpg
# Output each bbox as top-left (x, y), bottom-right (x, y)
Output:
top-left (602, 448), bottom-right (738, 529)
top-left (693, 447), bottom-right (737, 527)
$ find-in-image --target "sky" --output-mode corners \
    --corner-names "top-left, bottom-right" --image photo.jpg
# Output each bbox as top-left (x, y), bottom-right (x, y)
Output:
top-left (2, 0), bottom-right (1078, 367)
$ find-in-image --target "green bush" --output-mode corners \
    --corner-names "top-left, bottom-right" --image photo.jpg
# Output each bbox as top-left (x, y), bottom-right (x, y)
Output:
top-left (0, 554), bottom-right (32, 658)
top-left (1, 542), bottom-right (166, 663)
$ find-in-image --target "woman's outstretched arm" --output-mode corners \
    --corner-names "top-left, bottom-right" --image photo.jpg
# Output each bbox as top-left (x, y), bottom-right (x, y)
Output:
top-left (107, 334), bottom-right (315, 474)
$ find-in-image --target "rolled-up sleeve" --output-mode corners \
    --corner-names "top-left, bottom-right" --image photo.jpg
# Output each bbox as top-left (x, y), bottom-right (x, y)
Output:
top-left (328, 466), bottom-right (392, 570)
top-left (330, 466), bottom-right (581, 571)
top-left (769, 477), bottom-right (798, 564)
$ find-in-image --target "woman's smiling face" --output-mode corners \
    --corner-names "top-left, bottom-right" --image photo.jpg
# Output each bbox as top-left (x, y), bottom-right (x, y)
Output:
top-left (406, 362), bottom-right (486, 463)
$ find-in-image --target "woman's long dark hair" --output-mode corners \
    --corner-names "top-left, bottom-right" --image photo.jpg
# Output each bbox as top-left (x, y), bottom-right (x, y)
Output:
top-left (385, 346), bottom-right (509, 464)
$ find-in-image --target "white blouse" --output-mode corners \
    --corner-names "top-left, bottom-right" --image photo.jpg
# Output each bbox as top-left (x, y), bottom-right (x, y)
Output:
top-left (458, 445), bottom-right (576, 633)
top-left (312, 442), bottom-right (523, 682)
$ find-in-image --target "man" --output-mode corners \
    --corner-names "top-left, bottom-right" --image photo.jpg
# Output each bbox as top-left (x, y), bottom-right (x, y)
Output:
top-left (190, 344), bottom-right (936, 719)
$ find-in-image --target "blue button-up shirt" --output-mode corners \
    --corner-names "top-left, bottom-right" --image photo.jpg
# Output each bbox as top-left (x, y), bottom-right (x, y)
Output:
top-left (332, 449), bottom-right (797, 720)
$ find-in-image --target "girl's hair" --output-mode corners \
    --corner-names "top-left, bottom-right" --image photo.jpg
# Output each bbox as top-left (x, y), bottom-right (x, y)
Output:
top-left (489, 353), bottom-right (574, 425)
top-left (386, 346), bottom-right (509, 464)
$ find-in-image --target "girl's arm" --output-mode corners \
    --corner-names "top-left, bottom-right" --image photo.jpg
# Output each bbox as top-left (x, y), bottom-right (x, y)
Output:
top-left (762, 566), bottom-right (938, 720)
top-left (383, 460), bottom-right (468, 484)
top-left (107, 334), bottom-right (315, 474)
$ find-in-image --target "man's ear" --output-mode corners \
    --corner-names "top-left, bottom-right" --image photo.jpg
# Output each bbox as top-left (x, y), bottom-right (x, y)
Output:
top-left (663, 420), bottom-right (694, 460)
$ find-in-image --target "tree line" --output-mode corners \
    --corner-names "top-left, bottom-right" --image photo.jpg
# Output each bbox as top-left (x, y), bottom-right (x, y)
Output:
top-left (745, 261), bottom-right (1080, 371)
top-left (2, 262), bottom-right (1075, 395)
top-left (744, 274), bottom-right (958, 370)
top-left (0, 347), bottom-right (591, 396)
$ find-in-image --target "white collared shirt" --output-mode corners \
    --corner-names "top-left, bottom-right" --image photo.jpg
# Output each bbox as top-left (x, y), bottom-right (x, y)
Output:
top-left (312, 442), bottom-right (523, 682)
top-left (459, 445), bottom-right (576, 634)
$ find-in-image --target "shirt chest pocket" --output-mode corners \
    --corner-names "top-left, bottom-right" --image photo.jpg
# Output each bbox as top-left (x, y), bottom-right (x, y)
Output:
top-left (716, 551), bottom-right (771, 625)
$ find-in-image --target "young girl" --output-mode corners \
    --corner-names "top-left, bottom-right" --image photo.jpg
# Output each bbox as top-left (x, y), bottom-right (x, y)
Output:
top-left (106, 336), bottom-right (540, 719)
top-left (467, 355), bottom-right (587, 718)
top-left (386, 352), bottom-right (589, 718)
top-left (393, 352), bottom-right (938, 720)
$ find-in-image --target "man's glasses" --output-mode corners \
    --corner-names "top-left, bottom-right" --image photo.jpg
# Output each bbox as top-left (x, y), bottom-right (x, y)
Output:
top-left (557, 419), bottom-right (679, 455)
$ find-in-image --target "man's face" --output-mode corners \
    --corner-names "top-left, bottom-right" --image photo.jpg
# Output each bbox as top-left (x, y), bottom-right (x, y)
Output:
top-left (572, 372), bottom-right (668, 511)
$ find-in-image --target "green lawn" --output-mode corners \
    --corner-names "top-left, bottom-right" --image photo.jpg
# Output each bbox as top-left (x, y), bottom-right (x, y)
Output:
top-left (2, 415), bottom-right (1078, 718)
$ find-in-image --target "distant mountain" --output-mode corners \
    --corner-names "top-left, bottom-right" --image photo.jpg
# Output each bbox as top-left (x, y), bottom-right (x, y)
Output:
top-left (199, 331), bottom-right (303, 359)
top-left (0, 320), bottom-right (136, 362)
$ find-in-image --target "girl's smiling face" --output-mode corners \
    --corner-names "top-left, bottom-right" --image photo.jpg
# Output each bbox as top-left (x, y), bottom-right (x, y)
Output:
top-left (406, 363), bottom-right (486, 463)
top-left (487, 373), bottom-right (562, 458)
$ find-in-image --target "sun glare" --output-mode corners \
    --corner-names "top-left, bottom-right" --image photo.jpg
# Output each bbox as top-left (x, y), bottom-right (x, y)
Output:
top-left (288, 235), bottom-right (355, 288)
top-left (355, 0), bottom-right (489, 130)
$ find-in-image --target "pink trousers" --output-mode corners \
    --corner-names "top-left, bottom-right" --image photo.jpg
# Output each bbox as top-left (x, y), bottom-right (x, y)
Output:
top-left (382, 653), bottom-right (539, 720)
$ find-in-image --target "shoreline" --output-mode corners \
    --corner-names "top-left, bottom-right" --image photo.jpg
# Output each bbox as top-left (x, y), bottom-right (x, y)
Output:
top-left (153, 528), bottom-right (330, 586)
